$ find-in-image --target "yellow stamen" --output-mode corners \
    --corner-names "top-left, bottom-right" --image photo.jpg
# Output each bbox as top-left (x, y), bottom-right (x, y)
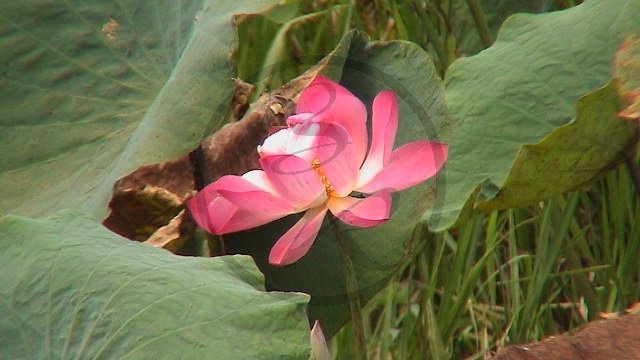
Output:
top-left (311, 158), bottom-right (334, 196)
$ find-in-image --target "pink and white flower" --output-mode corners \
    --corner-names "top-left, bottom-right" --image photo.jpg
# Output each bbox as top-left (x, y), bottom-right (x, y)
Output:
top-left (187, 76), bottom-right (447, 266)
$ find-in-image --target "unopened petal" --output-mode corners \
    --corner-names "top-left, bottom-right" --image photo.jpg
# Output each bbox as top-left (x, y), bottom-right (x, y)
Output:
top-left (310, 321), bottom-right (331, 360)
top-left (356, 141), bottom-right (448, 194)
top-left (357, 91), bottom-right (399, 188)
top-left (268, 207), bottom-right (328, 266)
top-left (260, 154), bottom-right (327, 208)
top-left (296, 76), bottom-right (368, 165)
top-left (315, 123), bottom-right (359, 197)
top-left (327, 189), bottom-right (392, 227)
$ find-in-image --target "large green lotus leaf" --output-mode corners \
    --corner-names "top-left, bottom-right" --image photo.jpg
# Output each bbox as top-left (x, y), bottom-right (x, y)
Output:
top-left (477, 81), bottom-right (637, 210)
top-left (0, 0), bottom-right (278, 219)
top-left (453, 0), bottom-right (551, 56)
top-left (225, 32), bottom-right (450, 338)
top-left (0, 210), bottom-right (310, 359)
top-left (426, 0), bottom-right (640, 231)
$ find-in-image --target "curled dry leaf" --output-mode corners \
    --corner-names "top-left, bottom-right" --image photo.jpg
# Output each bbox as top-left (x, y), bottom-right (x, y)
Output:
top-left (103, 65), bottom-right (329, 250)
top-left (615, 35), bottom-right (640, 121)
top-left (103, 185), bottom-right (185, 241)
top-left (144, 209), bottom-right (194, 252)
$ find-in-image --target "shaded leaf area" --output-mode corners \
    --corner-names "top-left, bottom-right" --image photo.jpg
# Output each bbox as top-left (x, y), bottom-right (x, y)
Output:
top-left (225, 32), bottom-right (450, 338)
top-left (0, 0), bottom-right (279, 219)
top-left (0, 210), bottom-right (311, 359)
top-left (615, 34), bottom-right (640, 121)
top-left (491, 307), bottom-right (640, 360)
top-left (426, 0), bottom-right (640, 231)
top-left (477, 81), bottom-right (638, 210)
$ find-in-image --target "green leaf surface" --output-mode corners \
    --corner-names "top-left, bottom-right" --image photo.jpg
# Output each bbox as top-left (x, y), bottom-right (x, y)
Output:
top-left (477, 81), bottom-right (637, 210)
top-left (427, 0), bottom-right (640, 231)
top-left (0, 0), bottom-right (278, 219)
top-left (225, 32), bottom-right (450, 338)
top-left (453, 0), bottom-right (553, 56)
top-left (0, 210), bottom-right (310, 359)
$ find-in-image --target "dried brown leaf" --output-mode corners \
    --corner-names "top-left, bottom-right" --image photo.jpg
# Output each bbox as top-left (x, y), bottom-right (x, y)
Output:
top-left (490, 312), bottom-right (640, 360)
top-left (144, 209), bottom-right (194, 252)
top-left (102, 65), bottom-right (328, 247)
top-left (615, 35), bottom-right (640, 121)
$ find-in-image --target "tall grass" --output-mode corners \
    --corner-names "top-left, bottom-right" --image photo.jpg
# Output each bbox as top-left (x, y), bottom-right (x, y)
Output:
top-left (332, 163), bottom-right (639, 360)
top-left (233, 1), bottom-right (639, 358)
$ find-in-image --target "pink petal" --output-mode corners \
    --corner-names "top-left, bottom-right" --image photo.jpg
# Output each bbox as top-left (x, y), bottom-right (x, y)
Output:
top-left (314, 123), bottom-right (359, 197)
top-left (213, 174), bottom-right (295, 215)
top-left (269, 206), bottom-right (328, 266)
top-left (187, 182), bottom-right (293, 235)
top-left (327, 189), bottom-right (392, 227)
top-left (356, 141), bottom-right (448, 194)
top-left (286, 112), bottom-right (321, 127)
top-left (259, 154), bottom-right (327, 208)
top-left (296, 76), bottom-right (368, 165)
top-left (220, 207), bottom-right (292, 234)
top-left (286, 121), bottom-right (321, 163)
top-left (186, 185), bottom-right (232, 234)
top-left (357, 91), bottom-right (399, 188)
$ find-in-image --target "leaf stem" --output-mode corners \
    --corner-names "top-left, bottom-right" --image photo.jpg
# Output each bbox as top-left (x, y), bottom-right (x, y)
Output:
top-left (332, 216), bottom-right (367, 359)
top-left (465, 0), bottom-right (493, 48)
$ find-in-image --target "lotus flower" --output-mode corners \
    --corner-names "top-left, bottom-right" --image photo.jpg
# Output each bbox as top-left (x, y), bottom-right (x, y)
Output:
top-left (187, 76), bottom-right (447, 266)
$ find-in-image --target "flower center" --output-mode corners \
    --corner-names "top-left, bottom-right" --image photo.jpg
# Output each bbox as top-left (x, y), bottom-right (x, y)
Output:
top-left (311, 158), bottom-right (334, 196)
